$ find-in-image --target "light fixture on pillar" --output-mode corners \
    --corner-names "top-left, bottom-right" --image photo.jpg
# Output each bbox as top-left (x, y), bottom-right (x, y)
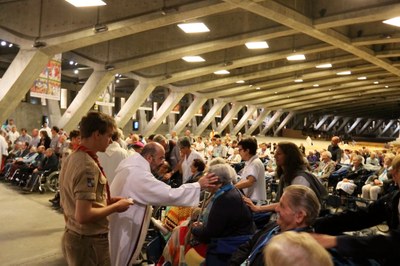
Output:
top-left (287, 36), bottom-right (305, 61)
top-left (93, 7), bottom-right (108, 33)
top-left (33, 40), bottom-right (46, 48)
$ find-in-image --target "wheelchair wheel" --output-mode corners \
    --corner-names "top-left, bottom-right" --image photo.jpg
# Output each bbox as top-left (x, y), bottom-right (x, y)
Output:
top-left (47, 171), bottom-right (59, 193)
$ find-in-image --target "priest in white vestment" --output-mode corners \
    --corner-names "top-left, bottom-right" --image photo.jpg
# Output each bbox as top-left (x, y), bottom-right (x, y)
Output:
top-left (109, 142), bottom-right (216, 266)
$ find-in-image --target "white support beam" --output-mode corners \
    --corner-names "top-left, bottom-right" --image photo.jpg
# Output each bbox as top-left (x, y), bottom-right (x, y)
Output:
top-left (173, 96), bottom-right (208, 135)
top-left (315, 115), bottom-right (330, 130)
top-left (379, 120), bottom-right (395, 136)
top-left (326, 116), bottom-right (341, 131)
top-left (373, 120), bottom-right (384, 133)
top-left (337, 117), bottom-right (351, 132)
top-left (274, 112), bottom-right (295, 136)
top-left (231, 106), bottom-right (257, 136)
top-left (194, 101), bottom-right (226, 136)
top-left (142, 92), bottom-right (185, 137)
top-left (0, 49), bottom-right (51, 124)
top-left (247, 109), bottom-right (272, 136)
top-left (216, 103), bottom-right (242, 134)
top-left (390, 124), bottom-right (400, 137)
top-left (357, 119), bottom-right (372, 134)
top-left (347, 118), bottom-right (363, 134)
top-left (115, 82), bottom-right (156, 129)
top-left (58, 70), bottom-right (114, 132)
top-left (259, 110), bottom-right (283, 135)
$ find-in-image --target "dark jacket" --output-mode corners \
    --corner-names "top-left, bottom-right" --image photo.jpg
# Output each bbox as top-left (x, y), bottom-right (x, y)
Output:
top-left (229, 222), bottom-right (313, 266)
top-left (328, 144), bottom-right (342, 163)
top-left (315, 189), bottom-right (400, 265)
top-left (40, 153), bottom-right (59, 172)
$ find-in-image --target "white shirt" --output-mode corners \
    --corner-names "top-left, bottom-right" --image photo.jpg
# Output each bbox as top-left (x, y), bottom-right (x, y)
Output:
top-left (8, 131), bottom-right (19, 144)
top-left (194, 141), bottom-right (206, 158)
top-left (241, 155), bottom-right (266, 203)
top-left (97, 141), bottom-right (129, 185)
top-left (182, 150), bottom-right (203, 183)
top-left (109, 153), bottom-right (201, 266)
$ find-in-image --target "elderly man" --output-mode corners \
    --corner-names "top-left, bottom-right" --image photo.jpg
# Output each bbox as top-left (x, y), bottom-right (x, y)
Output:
top-left (109, 142), bottom-right (217, 266)
top-left (328, 136), bottom-right (342, 163)
top-left (315, 151), bottom-right (336, 183)
top-left (177, 136), bottom-right (204, 184)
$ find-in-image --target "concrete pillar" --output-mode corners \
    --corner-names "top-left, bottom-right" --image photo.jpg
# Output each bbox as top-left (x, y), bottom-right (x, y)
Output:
top-left (232, 106), bottom-right (257, 136)
top-left (326, 116), bottom-right (341, 131)
top-left (357, 119), bottom-right (372, 134)
top-left (390, 124), bottom-right (400, 137)
top-left (315, 115), bottom-right (330, 130)
top-left (248, 109), bottom-right (272, 136)
top-left (216, 103), bottom-right (242, 134)
top-left (139, 109), bottom-right (148, 133)
top-left (115, 82), bottom-right (155, 128)
top-left (337, 117), bottom-right (351, 132)
top-left (347, 118), bottom-right (363, 133)
top-left (0, 49), bottom-right (51, 123)
top-left (379, 120), bottom-right (395, 136)
top-left (58, 70), bottom-right (114, 132)
top-left (47, 99), bottom-right (62, 128)
top-left (259, 110), bottom-right (283, 135)
top-left (274, 112), bottom-right (295, 136)
top-left (173, 97), bottom-right (207, 135)
top-left (194, 101), bottom-right (226, 136)
top-left (142, 92), bottom-right (185, 137)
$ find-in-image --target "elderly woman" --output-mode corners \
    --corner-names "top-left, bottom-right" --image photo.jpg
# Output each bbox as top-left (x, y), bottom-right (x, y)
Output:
top-left (362, 153), bottom-right (395, 200)
top-left (315, 150), bottom-right (336, 183)
top-left (185, 158), bottom-right (205, 183)
top-left (191, 163), bottom-right (254, 265)
top-left (336, 155), bottom-right (365, 195)
top-left (230, 185), bottom-right (321, 266)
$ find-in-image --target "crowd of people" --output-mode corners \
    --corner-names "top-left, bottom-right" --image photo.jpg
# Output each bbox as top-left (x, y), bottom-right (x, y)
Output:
top-left (2, 113), bottom-right (400, 265)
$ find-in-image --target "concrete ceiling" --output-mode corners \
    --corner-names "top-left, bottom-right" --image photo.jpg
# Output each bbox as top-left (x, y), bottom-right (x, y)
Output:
top-left (1, 0), bottom-right (400, 119)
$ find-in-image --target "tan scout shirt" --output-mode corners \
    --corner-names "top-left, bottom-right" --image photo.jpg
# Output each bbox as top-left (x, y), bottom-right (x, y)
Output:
top-left (59, 150), bottom-right (108, 235)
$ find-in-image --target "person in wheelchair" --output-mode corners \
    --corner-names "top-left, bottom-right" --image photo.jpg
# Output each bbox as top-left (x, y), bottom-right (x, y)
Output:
top-left (12, 145), bottom-right (45, 184)
top-left (23, 148), bottom-right (58, 191)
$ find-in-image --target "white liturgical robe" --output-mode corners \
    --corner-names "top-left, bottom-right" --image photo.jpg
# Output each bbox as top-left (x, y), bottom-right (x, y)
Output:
top-left (109, 153), bottom-right (201, 266)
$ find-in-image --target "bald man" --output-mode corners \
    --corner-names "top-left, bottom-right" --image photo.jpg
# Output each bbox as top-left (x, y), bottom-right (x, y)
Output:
top-left (328, 136), bottom-right (342, 163)
top-left (109, 142), bottom-right (217, 266)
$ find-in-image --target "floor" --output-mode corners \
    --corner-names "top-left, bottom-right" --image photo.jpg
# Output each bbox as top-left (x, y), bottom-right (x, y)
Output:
top-left (0, 181), bottom-right (67, 266)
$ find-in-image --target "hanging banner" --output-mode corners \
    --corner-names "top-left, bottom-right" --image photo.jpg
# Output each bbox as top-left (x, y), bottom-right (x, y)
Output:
top-left (96, 81), bottom-right (115, 107)
top-left (30, 54), bottom-right (61, 100)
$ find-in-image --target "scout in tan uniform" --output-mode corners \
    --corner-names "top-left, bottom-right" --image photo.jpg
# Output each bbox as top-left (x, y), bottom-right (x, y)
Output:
top-left (60, 111), bottom-right (133, 266)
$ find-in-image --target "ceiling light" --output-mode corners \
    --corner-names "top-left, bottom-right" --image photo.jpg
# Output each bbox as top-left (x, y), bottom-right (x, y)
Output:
top-left (73, 69), bottom-right (79, 74)
top-left (373, 81), bottom-right (379, 84)
top-left (287, 54), bottom-right (306, 61)
top-left (94, 24), bottom-right (108, 33)
top-left (214, 70), bottom-right (230, 75)
top-left (294, 79), bottom-right (303, 83)
top-left (116, 79), bottom-right (120, 83)
top-left (8, 43), bottom-right (13, 48)
top-left (357, 76), bottom-right (367, 80)
top-left (385, 85), bottom-right (389, 88)
top-left (313, 84), bottom-right (319, 87)
top-left (245, 41), bottom-right (269, 49)
top-left (66, 0), bottom-right (106, 7)
top-left (274, 92), bottom-right (278, 94)
top-left (182, 56), bottom-right (205, 62)
top-left (177, 22), bottom-right (210, 33)
top-left (256, 87), bottom-right (261, 90)
top-left (383, 17), bottom-right (400, 27)
top-left (316, 63), bottom-right (332, 68)
top-left (69, 60), bottom-right (74, 65)
top-left (336, 71), bottom-right (351, 75)
top-left (1, 41), bottom-right (6, 46)
top-left (236, 80), bottom-right (245, 84)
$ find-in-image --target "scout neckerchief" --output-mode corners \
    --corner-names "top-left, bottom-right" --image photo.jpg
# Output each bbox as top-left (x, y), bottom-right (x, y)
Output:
top-left (77, 145), bottom-right (111, 203)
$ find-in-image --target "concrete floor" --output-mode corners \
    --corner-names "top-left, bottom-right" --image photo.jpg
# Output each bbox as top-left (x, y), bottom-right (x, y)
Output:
top-left (0, 181), bottom-right (67, 266)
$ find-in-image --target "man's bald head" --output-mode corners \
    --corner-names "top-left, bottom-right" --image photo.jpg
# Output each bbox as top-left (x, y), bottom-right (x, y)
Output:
top-left (331, 136), bottom-right (340, 145)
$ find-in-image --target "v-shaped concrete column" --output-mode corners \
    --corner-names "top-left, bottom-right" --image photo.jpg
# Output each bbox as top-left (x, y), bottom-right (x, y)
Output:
top-left (194, 101), bottom-right (226, 136)
top-left (173, 96), bottom-right (207, 135)
top-left (247, 109), bottom-right (272, 136)
top-left (231, 106), bottom-right (257, 136)
top-left (259, 110), bottom-right (283, 136)
top-left (274, 112), bottom-right (295, 136)
top-left (379, 120), bottom-right (395, 136)
top-left (337, 117), bottom-right (351, 132)
top-left (0, 49), bottom-right (51, 123)
top-left (347, 118), bottom-right (363, 134)
top-left (115, 82), bottom-right (155, 128)
top-left (315, 115), bottom-right (330, 130)
top-left (216, 103), bottom-right (242, 134)
top-left (326, 116), bottom-right (341, 131)
top-left (142, 92), bottom-right (185, 137)
top-left (357, 119), bottom-right (372, 134)
top-left (57, 70), bottom-right (114, 132)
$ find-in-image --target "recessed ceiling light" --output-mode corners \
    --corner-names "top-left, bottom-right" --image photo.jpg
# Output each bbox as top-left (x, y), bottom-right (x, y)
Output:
top-left (385, 85), bottom-right (389, 88)
top-left (116, 79), bottom-right (120, 83)
top-left (274, 92), bottom-right (278, 94)
top-left (313, 84), bottom-right (319, 87)
top-left (65, 0), bottom-right (106, 7)
top-left (69, 60), bottom-right (74, 65)
top-left (73, 69), bottom-right (79, 74)
top-left (236, 80), bottom-right (245, 84)
top-left (294, 79), bottom-right (303, 83)
top-left (8, 43), bottom-right (13, 48)
top-left (1, 41), bottom-right (6, 46)
top-left (328, 89), bottom-right (332, 91)
top-left (316, 63), bottom-right (332, 68)
top-left (287, 54), bottom-right (306, 61)
top-left (256, 87), bottom-right (261, 90)
top-left (374, 81), bottom-right (379, 84)
top-left (245, 41), bottom-right (269, 49)
top-left (214, 70), bottom-right (230, 75)
top-left (182, 56), bottom-right (205, 62)
top-left (383, 17), bottom-right (400, 27)
top-left (336, 71), bottom-right (351, 75)
top-left (177, 22), bottom-right (210, 33)
top-left (357, 76), bottom-right (367, 80)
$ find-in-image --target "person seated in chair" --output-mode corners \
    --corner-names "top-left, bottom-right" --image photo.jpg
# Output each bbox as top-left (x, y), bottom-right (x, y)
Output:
top-left (230, 185), bottom-right (320, 266)
top-left (336, 155), bottom-right (365, 195)
top-left (314, 151), bottom-right (336, 183)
